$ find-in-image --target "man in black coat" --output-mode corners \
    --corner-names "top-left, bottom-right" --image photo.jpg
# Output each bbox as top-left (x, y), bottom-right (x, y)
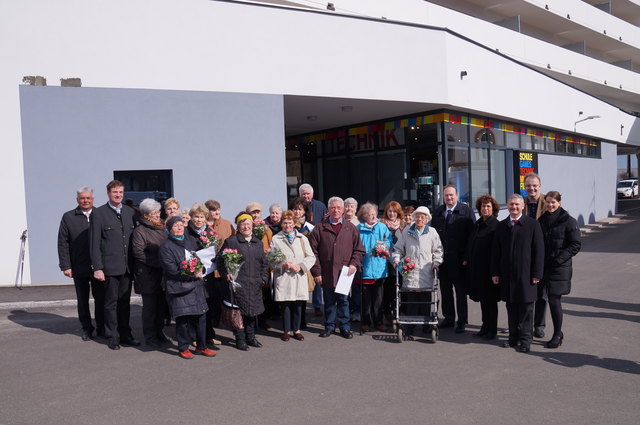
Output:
top-left (491, 194), bottom-right (544, 353)
top-left (90, 180), bottom-right (139, 350)
top-left (57, 186), bottom-right (105, 341)
top-left (431, 185), bottom-right (475, 333)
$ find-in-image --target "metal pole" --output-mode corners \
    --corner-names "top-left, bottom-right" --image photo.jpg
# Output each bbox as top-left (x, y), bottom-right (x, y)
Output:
top-left (15, 230), bottom-right (27, 289)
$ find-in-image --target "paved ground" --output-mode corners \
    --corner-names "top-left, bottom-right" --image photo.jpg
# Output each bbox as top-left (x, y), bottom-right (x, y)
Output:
top-left (1, 205), bottom-right (639, 425)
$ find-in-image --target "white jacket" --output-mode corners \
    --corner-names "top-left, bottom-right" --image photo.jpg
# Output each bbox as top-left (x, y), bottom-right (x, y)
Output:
top-left (271, 230), bottom-right (316, 301)
top-left (392, 224), bottom-right (443, 289)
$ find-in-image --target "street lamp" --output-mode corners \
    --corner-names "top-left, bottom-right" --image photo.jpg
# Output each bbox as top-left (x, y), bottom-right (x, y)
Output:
top-left (574, 115), bottom-right (600, 132)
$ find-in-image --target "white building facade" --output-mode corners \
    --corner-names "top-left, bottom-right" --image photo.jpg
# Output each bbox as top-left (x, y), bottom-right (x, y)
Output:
top-left (1, 0), bottom-right (639, 285)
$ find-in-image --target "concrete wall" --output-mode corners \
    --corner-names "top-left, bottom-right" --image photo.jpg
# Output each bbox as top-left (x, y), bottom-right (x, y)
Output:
top-left (538, 142), bottom-right (618, 225)
top-left (19, 86), bottom-right (286, 284)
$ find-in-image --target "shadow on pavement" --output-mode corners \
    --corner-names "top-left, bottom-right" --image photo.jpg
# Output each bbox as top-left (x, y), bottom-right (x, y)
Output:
top-left (563, 309), bottom-right (640, 324)
top-left (7, 307), bottom-right (178, 356)
top-left (563, 296), bottom-right (640, 313)
top-left (529, 351), bottom-right (640, 375)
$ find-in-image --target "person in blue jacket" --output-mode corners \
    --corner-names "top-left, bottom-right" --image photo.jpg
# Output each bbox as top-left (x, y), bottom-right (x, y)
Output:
top-left (356, 202), bottom-right (393, 333)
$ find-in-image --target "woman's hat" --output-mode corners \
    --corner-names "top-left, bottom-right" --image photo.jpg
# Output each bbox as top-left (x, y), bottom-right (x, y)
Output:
top-left (412, 206), bottom-right (432, 221)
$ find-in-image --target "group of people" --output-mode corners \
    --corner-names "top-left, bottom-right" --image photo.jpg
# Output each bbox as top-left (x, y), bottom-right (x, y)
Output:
top-left (57, 175), bottom-right (580, 358)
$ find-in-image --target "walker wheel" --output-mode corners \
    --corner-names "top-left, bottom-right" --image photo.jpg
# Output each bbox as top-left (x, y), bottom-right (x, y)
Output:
top-left (431, 327), bottom-right (438, 343)
top-left (397, 327), bottom-right (403, 343)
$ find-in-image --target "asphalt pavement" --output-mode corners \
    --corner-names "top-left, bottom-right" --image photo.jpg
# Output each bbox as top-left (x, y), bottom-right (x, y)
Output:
top-left (1, 203), bottom-right (639, 425)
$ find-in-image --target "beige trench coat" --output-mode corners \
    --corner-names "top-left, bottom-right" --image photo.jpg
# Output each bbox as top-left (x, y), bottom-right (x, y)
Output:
top-left (271, 231), bottom-right (317, 302)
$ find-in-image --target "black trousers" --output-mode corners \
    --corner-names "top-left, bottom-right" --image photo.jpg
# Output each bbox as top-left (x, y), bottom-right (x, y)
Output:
top-left (258, 285), bottom-right (277, 326)
top-left (141, 293), bottom-right (166, 343)
top-left (73, 276), bottom-right (105, 332)
top-left (361, 279), bottom-right (384, 326)
top-left (102, 275), bottom-right (133, 342)
top-left (382, 274), bottom-right (397, 316)
top-left (205, 277), bottom-right (224, 339)
top-left (281, 301), bottom-right (303, 333)
top-left (440, 277), bottom-right (468, 325)
top-left (534, 283), bottom-right (547, 330)
top-left (506, 301), bottom-right (534, 347)
top-left (234, 315), bottom-right (257, 340)
top-left (175, 314), bottom-right (206, 351)
top-left (479, 299), bottom-right (498, 334)
top-left (548, 294), bottom-right (563, 337)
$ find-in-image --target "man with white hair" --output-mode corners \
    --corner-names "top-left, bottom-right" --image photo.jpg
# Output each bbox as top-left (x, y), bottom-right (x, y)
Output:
top-left (491, 194), bottom-right (544, 353)
top-left (299, 183), bottom-right (327, 225)
top-left (309, 196), bottom-right (365, 339)
top-left (58, 186), bottom-right (105, 341)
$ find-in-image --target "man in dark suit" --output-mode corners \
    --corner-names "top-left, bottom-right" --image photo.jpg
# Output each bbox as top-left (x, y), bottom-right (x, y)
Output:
top-left (431, 185), bottom-right (475, 333)
top-left (90, 180), bottom-right (139, 350)
top-left (58, 186), bottom-right (105, 341)
top-left (491, 194), bottom-right (544, 353)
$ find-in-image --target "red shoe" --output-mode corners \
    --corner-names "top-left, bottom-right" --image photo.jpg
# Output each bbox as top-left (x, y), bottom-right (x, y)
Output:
top-left (195, 347), bottom-right (217, 357)
top-left (179, 349), bottom-right (194, 359)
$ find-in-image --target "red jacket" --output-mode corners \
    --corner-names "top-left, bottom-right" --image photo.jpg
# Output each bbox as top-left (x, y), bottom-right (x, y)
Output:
top-left (309, 219), bottom-right (365, 289)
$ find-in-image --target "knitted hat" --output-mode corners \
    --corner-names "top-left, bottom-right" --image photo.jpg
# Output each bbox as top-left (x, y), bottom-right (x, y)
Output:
top-left (166, 216), bottom-right (183, 231)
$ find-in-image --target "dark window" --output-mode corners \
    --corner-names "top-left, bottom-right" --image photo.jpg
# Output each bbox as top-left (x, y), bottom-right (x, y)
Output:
top-left (113, 169), bottom-right (173, 206)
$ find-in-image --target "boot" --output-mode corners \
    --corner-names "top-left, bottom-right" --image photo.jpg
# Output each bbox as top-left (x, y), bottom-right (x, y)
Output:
top-left (235, 329), bottom-right (249, 351)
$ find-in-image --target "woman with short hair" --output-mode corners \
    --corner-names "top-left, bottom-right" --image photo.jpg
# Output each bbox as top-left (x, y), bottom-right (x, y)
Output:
top-left (465, 194), bottom-right (500, 340)
top-left (271, 210), bottom-right (317, 341)
top-left (217, 213), bottom-right (269, 351)
top-left (356, 202), bottom-right (392, 332)
top-left (159, 216), bottom-right (215, 359)
top-left (131, 198), bottom-right (169, 347)
top-left (344, 198), bottom-right (359, 226)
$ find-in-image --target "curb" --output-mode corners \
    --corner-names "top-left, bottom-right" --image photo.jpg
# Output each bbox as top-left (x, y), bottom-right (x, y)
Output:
top-left (0, 295), bottom-right (143, 311)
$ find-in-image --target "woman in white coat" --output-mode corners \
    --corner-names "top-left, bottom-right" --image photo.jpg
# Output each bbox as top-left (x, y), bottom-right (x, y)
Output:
top-left (271, 210), bottom-right (317, 341)
top-left (392, 206), bottom-right (443, 336)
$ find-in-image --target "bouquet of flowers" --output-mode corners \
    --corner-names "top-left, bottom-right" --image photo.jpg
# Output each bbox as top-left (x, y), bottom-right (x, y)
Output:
top-left (180, 253), bottom-right (203, 277)
top-left (265, 246), bottom-right (287, 268)
top-left (198, 230), bottom-right (222, 249)
top-left (371, 240), bottom-right (390, 259)
top-left (400, 257), bottom-right (416, 278)
top-left (253, 220), bottom-right (267, 240)
top-left (221, 248), bottom-right (244, 290)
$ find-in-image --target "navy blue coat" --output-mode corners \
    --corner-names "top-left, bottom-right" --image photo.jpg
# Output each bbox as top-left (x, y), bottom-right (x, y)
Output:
top-left (431, 202), bottom-right (475, 281)
top-left (466, 215), bottom-right (500, 302)
top-left (159, 235), bottom-right (208, 319)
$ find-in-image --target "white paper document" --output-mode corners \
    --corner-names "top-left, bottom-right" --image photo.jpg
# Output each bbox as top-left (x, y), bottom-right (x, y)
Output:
top-left (334, 265), bottom-right (355, 296)
top-left (195, 246), bottom-right (217, 276)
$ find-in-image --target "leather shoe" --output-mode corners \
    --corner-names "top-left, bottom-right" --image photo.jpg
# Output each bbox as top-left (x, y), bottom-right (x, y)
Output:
top-left (339, 329), bottom-right (353, 339)
top-left (533, 328), bottom-right (545, 338)
top-left (375, 324), bottom-right (387, 332)
top-left (247, 338), bottom-right (263, 348)
top-left (474, 328), bottom-right (488, 337)
top-left (157, 332), bottom-right (171, 343)
top-left (484, 332), bottom-right (497, 340)
top-left (281, 332), bottom-right (290, 342)
top-left (518, 345), bottom-right (531, 353)
top-left (120, 337), bottom-right (141, 347)
top-left (546, 333), bottom-right (564, 349)
top-left (236, 340), bottom-right (249, 351)
top-left (454, 324), bottom-right (466, 334)
top-left (319, 329), bottom-right (333, 338)
top-left (81, 329), bottom-right (92, 341)
top-left (293, 332), bottom-right (304, 341)
top-left (108, 340), bottom-right (120, 350)
top-left (360, 325), bottom-right (370, 333)
top-left (314, 307), bottom-right (323, 317)
top-left (440, 319), bottom-right (455, 328)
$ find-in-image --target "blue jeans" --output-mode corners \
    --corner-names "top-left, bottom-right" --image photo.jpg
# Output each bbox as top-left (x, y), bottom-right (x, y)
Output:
top-left (312, 283), bottom-right (323, 308)
top-left (323, 288), bottom-right (350, 331)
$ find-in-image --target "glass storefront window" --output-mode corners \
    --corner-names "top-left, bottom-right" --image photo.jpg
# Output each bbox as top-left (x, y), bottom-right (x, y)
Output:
top-left (470, 147), bottom-right (489, 203)
top-left (323, 156), bottom-right (348, 200)
top-left (447, 146), bottom-right (470, 203)
top-left (349, 153), bottom-right (377, 204)
top-left (545, 138), bottom-right (556, 152)
top-left (378, 150), bottom-right (406, 209)
top-left (445, 123), bottom-right (467, 143)
top-left (408, 123), bottom-right (440, 145)
top-left (532, 136), bottom-right (545, 150)
top-left (505, 132), bottom-right (520, 148)
top-left (490, 150), bottom-right (507, 204)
